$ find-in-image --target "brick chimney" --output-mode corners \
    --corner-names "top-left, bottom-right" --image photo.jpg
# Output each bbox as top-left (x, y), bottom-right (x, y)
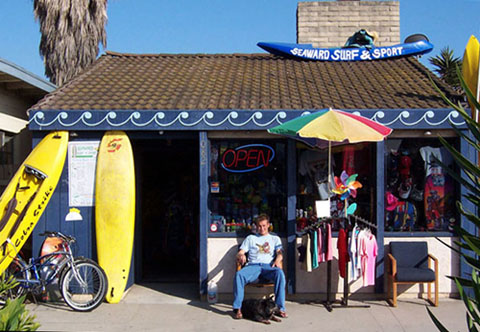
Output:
top-left (297, 1), bottom-right (400, 48)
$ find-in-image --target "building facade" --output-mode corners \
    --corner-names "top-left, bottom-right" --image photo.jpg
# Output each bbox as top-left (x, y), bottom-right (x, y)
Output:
top-left (27, 49), bottom-right (470, 301)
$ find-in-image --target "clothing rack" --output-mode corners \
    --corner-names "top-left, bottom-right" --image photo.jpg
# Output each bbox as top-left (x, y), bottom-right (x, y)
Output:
top-left (323, 214), bottom-right (376, 312)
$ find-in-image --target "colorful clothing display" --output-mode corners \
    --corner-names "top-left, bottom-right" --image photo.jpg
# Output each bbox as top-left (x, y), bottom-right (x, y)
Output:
top-left (297, 220), bottom-right (376, 288)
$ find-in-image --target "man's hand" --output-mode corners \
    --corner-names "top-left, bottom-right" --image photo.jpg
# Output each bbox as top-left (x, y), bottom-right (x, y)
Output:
top-left (236, 250), bottom-right (247, 266)
top-left (272, 250), bottom-right (283, 268)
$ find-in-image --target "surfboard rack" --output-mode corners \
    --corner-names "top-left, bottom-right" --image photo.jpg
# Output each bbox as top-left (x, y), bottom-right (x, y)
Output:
top-left (25, 165), bottom-right (48, 180)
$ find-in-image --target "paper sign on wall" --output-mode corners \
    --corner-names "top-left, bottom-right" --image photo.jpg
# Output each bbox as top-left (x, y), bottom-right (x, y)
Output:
top-left (68, 141), bottom-right (100, 207)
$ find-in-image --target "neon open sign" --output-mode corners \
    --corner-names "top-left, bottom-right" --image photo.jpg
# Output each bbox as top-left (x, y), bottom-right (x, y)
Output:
top-left (221, 144), bottom-right (275, 173)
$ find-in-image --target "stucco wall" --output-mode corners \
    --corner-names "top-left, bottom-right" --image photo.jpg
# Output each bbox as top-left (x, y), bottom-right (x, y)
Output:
top-left (208, 236), bottom-right (460, 298)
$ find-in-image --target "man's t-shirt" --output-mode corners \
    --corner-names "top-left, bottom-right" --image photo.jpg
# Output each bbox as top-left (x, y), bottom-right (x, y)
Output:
top-left (240, 233), bottom-right (282, 265)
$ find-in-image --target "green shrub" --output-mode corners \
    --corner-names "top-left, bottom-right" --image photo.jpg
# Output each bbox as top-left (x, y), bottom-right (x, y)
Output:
top-left (427, 68), bottom-right (480, 331)
top-left (0, 273), bottom-right (39, 331)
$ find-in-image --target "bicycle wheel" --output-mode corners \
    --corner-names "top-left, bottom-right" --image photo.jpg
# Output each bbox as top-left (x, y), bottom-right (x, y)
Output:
top-left (0, 257), bottom-right (29, 305)
top-left (60, 258), bottom-right (107, 311)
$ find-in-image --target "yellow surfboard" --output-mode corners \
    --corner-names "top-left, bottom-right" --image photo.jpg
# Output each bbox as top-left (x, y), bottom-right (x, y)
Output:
top-left (95, 131), bottom-right (135, 303)
top-left (0, 131), bottom-right (68, 274)
top-left (462, 35), bottom-right (480, 115)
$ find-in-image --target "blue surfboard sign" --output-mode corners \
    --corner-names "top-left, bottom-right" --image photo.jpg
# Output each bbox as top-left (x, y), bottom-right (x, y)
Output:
top-left (257, 40), bottom-right (433, 61)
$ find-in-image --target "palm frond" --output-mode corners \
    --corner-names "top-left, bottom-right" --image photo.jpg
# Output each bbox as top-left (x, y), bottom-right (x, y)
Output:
top-left (33, 0), bottom-right (108, 86)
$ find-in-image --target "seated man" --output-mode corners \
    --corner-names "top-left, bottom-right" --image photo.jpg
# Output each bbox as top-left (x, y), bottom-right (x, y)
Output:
top-left (233, 214), bottom-right (287, 319)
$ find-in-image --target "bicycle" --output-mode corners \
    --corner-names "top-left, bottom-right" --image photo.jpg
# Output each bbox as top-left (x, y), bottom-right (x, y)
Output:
top-left (0, 231), bottom-right (108, 312)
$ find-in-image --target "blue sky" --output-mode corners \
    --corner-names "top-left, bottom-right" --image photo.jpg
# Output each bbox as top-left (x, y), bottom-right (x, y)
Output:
top-left (1, 0), bottom-right (479, 81)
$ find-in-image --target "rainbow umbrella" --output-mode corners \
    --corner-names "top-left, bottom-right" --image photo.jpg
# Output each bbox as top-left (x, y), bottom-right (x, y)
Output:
top-left (268, 108), bottom-right (392, 148)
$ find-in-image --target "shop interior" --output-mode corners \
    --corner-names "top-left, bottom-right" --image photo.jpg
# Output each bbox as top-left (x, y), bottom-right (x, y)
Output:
top-left (295, 142), bottom-right (375, 232)
top-left (385, 137), bottom-right (458, 232)
top-left (134, 136), bottom-right (199, 282)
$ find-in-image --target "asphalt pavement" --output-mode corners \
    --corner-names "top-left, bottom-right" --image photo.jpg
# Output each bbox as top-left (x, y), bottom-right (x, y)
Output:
top-left (26, 283), bottom-right (467, 332)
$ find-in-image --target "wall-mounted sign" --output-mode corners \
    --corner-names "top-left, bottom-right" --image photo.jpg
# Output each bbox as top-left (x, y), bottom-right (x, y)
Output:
top-left (221, 144), bottom-right (275, 173)
top-left (257, 40), bottom-right (433, 61)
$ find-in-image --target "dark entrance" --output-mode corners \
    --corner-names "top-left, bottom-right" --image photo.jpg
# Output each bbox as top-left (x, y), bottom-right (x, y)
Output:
top-left (134, 136), bottom-right (199, 282)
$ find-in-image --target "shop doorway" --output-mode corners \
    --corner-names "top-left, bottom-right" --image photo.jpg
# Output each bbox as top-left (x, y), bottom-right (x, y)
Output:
top-left (134, 136), bottom-right (199, 283)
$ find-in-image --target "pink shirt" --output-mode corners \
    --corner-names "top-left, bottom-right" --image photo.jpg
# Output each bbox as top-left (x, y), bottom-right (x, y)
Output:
top-left (360, 232), bottom-right (377, 287)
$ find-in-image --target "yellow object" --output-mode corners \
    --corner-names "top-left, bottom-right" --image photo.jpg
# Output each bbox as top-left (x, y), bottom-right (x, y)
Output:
top-left (95, 131), bottom-right (135, 304)
top-left (0, 131), bottom-right (68, 274)
top-left (462, 35), bottom-right (480, 116)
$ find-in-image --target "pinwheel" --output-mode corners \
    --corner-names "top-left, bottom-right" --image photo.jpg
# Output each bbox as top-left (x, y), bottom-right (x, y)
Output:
top-left (332, 170), bottom-right (363, 215)
top-left (332, 171), bottom-right (363, 200)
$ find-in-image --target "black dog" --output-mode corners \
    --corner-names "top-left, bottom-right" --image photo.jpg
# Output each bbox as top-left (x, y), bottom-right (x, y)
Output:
top-left (241, 297), bottom-right (281, 324)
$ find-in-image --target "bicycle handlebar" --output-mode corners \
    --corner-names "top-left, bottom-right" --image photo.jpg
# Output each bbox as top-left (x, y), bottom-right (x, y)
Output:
top-left (39, 231), bottom-right (75, 243)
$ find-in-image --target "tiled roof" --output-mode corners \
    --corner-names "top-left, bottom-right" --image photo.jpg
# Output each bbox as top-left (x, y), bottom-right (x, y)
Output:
top-left (30, 51), bottom-right (457, 111)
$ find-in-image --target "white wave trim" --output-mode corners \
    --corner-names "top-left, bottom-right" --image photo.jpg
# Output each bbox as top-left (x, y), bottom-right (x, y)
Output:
top-left (30, 110), bottom-right (465, 128)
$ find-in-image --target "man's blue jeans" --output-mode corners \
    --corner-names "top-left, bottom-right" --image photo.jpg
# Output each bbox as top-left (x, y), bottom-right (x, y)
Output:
top-left (233, 263), bottom-right (286, 311)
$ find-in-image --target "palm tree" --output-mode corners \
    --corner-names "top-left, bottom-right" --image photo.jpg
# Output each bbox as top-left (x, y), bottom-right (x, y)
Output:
top-left (429, 47), bottom-right (462, 90)
top-left (33, 0), bottom-right (108, 86)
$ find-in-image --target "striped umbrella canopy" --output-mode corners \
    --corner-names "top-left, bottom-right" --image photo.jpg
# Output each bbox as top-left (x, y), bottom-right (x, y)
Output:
top-left (268, 108), bottom-right (392, 148)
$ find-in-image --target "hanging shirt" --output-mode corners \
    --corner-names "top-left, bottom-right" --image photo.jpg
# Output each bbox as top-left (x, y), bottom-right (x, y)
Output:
top-left (317, 227), bottom-right (324, 263)
top-left (349, 225), bottom-right (360, 281)
top-left (360, 231), bottom-right (377, 287)
top-left (312, 230), bottom-right (319, 269)
top-left (305, 232), bottom-right (312, 272)
top-left (337, 228), bottom-right (350, 279)
top-left (326, 223), bottom-right (333, 261)
top-left (342, 145), bottom-right (356, 176)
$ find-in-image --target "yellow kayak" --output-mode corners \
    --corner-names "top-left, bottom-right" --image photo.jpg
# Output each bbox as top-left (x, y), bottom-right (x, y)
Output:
top-left (0, 131), bottom-right (68, 274)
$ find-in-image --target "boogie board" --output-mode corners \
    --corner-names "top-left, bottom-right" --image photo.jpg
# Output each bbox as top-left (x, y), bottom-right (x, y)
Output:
top-left (257, 40), bottom-right (434, 61)
top-left (0, 131), bottom-right (68, 274)
top-left (95, 131), bottom-right (135, 303)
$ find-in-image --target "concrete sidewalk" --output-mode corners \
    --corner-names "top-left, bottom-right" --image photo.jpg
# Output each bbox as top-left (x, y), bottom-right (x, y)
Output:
top-left (27, 284), bottom-right (467, 332)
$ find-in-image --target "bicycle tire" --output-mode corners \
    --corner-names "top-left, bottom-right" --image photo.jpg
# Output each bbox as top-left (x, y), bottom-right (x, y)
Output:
top-left (60, 258), bottom-right (107, 311)
top-left (0, 257), bottom-right (29, 305)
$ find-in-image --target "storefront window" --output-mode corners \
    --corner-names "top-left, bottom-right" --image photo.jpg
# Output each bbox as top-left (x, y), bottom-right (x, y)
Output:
top-left (208, 140), bottom-right (287, 234)
top-left (296, 143), bottom-right (375, 232)
top-left (385, 137), bottom-right (458, 232)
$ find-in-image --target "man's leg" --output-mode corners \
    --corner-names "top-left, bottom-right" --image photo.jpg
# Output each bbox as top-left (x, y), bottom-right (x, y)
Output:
top-left (233, 264), bottom-right (262, 310)
top-left (260, 265), bottom-right (286, 312)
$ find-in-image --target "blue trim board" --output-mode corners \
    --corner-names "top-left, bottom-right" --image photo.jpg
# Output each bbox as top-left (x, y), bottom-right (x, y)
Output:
top-left (286, 140), bottom-right (297, 294)
top-left (29, 109), bottom-right (465, 131)
top-left (375, 141), bottom-right (385, 294)
top-left (199, 131), bottom-right (209, 295)
top-left (0, 57), bottom-right (56, 92)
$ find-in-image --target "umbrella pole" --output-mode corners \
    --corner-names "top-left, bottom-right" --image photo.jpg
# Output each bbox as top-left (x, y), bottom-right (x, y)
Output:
top-left (328, 141), bottom-right (332, 192)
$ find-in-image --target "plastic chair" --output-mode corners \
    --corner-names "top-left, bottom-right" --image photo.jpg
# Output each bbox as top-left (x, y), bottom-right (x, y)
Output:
top-left (387, 241), bottom-right (438, 307)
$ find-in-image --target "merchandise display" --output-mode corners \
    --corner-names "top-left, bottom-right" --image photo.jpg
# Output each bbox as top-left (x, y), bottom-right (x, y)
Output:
top-left (208, 140), bottom-right (287, 234)
top-left (296, 144), bottom-right (374, 232)
top-left (385, 138), bottom-right (457, 232)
